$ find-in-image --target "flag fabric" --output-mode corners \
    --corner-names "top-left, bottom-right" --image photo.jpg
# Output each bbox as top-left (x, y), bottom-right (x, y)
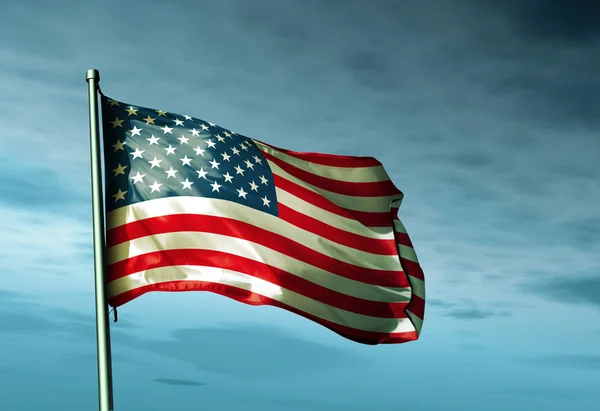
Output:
top-left (100, 93), bottom-right (425, 345)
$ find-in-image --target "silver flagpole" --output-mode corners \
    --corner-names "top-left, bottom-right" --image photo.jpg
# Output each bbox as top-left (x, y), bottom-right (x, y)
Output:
top-left (86, 68), bottom-right (115, 411)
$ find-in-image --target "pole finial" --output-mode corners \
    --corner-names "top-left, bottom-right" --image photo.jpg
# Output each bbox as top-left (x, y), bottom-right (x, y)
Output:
top-left (86, 69), bottom-right (100, 82)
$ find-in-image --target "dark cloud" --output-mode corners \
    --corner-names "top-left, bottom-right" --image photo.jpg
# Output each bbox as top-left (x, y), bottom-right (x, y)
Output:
top-left (493, 386), bottom-right (600, 401)
top-left (450, 152), bottom-right (494, 170)
top-left (483, 0), bottom-right (600, 42)
top-left (525, 276), bottom-right (600, 308)
top-left (0, 160), bottom-right (88, 211)
top-left (0, 290), bottom-right (362, 379)
top-left (116, 324), bottom-right (364, 378)
top-left (457, 343), bottom-right (488, 352)
top-left (152, 378), bottom-right (206, 387)
top-left (444, 308), bottom-right (511, 320)
top-left (516, 354), bottom-right (600, 370)
top-left (0, 289), bottom-right (94, 337)
top-left (426, 299), bottom-right (455, 309)
top-left (561, 218), bottom-right (600, 247)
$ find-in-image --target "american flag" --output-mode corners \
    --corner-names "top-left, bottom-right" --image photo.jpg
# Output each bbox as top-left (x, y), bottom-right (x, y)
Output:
top-left (101, 94), bottom-right (425, 345)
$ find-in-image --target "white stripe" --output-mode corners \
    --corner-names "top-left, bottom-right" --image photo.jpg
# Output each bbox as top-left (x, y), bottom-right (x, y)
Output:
top-left (108, 265), bottom-right (417, 334)
top-left (277, 188), bottom-right (395, 240)
top-left (107, 231), bottom-right (411, 303)
top-left (269, 160), bottom-right (400, 213)
top-left (407, 275), bottom-right (425, 301)
top-left (107, 197), bottom-right (402, 270)
top-left (406, 310), bottom-right (423, 334)
top-left (398, 245), bottom-right (419, 263)
top-left (254, 140), bottom-right (391, 183)
top-left (393, 219), bottom-right (407, 234)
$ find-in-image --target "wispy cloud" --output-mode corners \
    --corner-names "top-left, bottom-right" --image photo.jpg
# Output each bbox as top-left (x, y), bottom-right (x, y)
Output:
top-left (524, 276), bottom-right (600, 309)
top-left (114, 323), bottom-right (364, 378)
top-left (516, 354), bottom-right (600, 371)
top-left (152, 378), bottom-right (206, 387)
top-left (444, 308), bottom-right (511, 320)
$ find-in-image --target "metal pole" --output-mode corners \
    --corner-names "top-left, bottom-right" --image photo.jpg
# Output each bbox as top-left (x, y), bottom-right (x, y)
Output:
top-left (86, 68), bottom-right (114, 411)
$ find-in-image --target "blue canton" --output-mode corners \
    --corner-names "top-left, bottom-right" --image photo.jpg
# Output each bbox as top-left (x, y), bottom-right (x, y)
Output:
top-left (101, 95), bottom-right (278, 216)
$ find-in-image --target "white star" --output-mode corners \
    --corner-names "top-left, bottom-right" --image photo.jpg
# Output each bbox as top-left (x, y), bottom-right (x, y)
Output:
top-left (165, 167), bottom-right (178, 178)
top-left (208, 122), bottom-right (216, 127)
top-left (236, 187), bottom-right (248, 199)
top-left (190, 128), bottom-right (200, 136)
top-left (112, 188), bottom-right (127, 202)
top-left (178, 135), bottom-right (189, 144)
top-left (253, 155), bottom-right (263, 165)
top-left (161, 125), bottom-right (173, 134)
top-left (261, 196), bottom-right (271, 207)
top-left (206, 139), bottom-right (216, 149)
top-left (179, 155), bottom-right (192, 166)
top-left (193, 146), bottom-right (205, 156)
top-left (223, 172), bottom-right (233, 183)
top-left (259, 175), bottom-right (268, 185)
top-left (196, 167), bottom-right (208, 179)
top-left (164, 145), bottom-right (177, 155)
top-left (129, 126), bottom-right (142, 137)
top-left (240, 143), bottom-right (249, 151)
top-left (209, 159), bottom-right (220, 169)
top-left (146, 135), bottom-right (160, 145)
top-left (173, 118), bottom-right (184, 126)
top-left (149, 157), bottom-right (163, 168)
top-left (183, 115), bottom-right (192, 120)
top-left (181, 178), bottom-right (194, 190)
top-left (216, 134), bottom-right (225, 142)
top-left (231, 147), bottom-right (240, 156)
top-left (234, 165), bottom-right (245, 175)
top-left (210, 181), bottom-right (222, 192)
top-left (244, 159), bottom-right (254, 170)
top-left (149, 181), bottom-right (162, 193)
top-left (221, 152), bottom-right (231, 162)
top-left (130, 171), bottom-right (145, 184)
top-left (130, 147), bottom-right (144, 159)
top-left (156, 109), bottom-right (167, 116)
top-left (224, 131), bottom-right (231, 138)
top-left (200, 123), bottom-right (209, 131)
top-left (249, 181), bottom-right (259, 192)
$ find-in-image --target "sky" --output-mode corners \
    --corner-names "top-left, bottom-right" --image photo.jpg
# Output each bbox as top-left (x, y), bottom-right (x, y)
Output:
top-left (0, 0), bottom-right (599, 410)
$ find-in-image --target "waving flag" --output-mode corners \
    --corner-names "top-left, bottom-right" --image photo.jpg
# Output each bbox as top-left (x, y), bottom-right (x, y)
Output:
top-left (100, 94), bottom-right (425, 345)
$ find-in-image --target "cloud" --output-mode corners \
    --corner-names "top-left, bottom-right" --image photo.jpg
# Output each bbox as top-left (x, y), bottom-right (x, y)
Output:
top-left (516, 354), bottom-right (600, 371)
top-left (0, 288), bottom-right (362, 380)
top-left (481, 0), bottom-right (600, 42)
top-left (115, 323), bottom-right (364, 378)
top-left (492, 386), bottom-right (600, 402)
top-left (152, 378), bottom-right (206, 387)
top-left (0, 289), bottom-right (94, 339)
top-left (524, 276), bottom-right (600, 309)
top-left (444, 308), bottom-right (511, 320)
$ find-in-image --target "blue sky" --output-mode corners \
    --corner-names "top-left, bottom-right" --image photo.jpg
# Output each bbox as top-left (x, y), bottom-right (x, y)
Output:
top-left (1, 0), bottom-right (599, 410)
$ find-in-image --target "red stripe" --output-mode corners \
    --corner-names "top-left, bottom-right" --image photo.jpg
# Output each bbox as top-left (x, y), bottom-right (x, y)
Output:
top-left (278, 204), bottom-right (397, 255)
top-left (255, 139), bottom-right (382, 168)
top-left (108, 281), bottom-right (419, 345)
top-left (263, 151), bottom-right (400, 197)
top-left (108, 249), bottom-right (409, 318)
top-left (400, 258), bottom-right (425, 282)
top-left (395, 232), bottom-right (414, 248)
top-left (275, 175), bottom-right (394, 227)
top-left (107, 214), bottom-right (409, 287)
top-left (406, 293), bottom-right (425, 320)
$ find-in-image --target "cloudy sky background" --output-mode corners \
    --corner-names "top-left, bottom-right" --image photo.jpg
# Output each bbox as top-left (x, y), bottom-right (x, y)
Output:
top-left (1, 0), bottom-right (599, 410)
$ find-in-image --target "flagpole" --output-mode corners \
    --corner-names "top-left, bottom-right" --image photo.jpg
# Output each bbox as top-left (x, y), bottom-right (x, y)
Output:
top-left (86, 68), bottom-right (115, 411)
